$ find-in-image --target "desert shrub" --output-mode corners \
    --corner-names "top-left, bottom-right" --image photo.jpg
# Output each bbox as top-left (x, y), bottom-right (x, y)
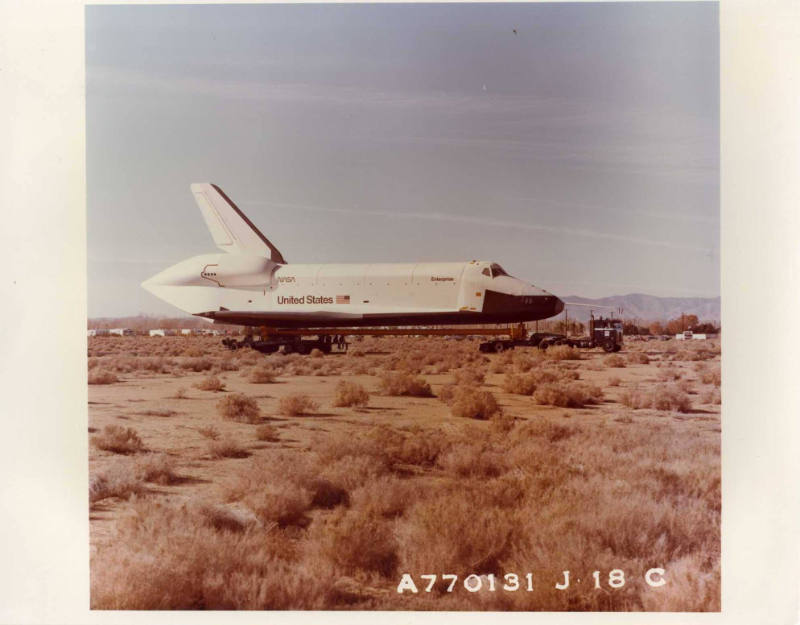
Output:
top-left (502, 373), bottom-right (538, 395)
top-left (378, 372), bottom-right (433, 397)
top-left (194, 375), bottom-right (225, 392)
top-left (604, 354), bottom-right (626, 368)
top-left (437, 442), bottom-right (509, 477)
top-left (89, 464), bottom-right (144, 503)
top-left (349, 348), bottom-right (365, 358)
top-left (489, 411), bottom-right (516, 435)
top-left (88, 370), bottom-right (118, 385)
top-left (181, 357), bottom-right (213, 372)
top-left (701, 367), bottom-right (721, 387)
top-left (533, 382), bottom-right (603, 408)
top-left (208, 437), bottom-right (249, 459)
top-left (332, 380), bottom-right (369, 407)
top-left (501, 369), bottom-right (577, 396)
top-left (307, 507), bottom-right (398, 577)
top-left (609, 376), bottom-right (622, 387)
top-left (627, 352), bottom-right (650, 365)
top-left (653, 385), bottom-right (692, 412)
top-left (278, 393), bottom-right (319, 416)
top-left (310, 479), bottom-right (350, 509)
top-left (90, 500), bottom-right (334, 609)
top-left (620, 384), bottom-right (692, 413)
top-left (438, 384), bottom-right (458, 404)
top-left (217, 393), bottom-right (260, 423)
top-left (248, 366), bottom-right (277, 384)
top-left (658, 367), bottom-right (682, 381)
top-left (310, 348), bottom-right (324, 358)
top-left (452, 366), bottom-right (486, 386)
top-left (134, 453), bottom-right (178, 485)
top-left (545, 345), bottom-right (582, 360)
top-left (197, 426), bottom-right (220, 440)
top-left (171, 387), bottom-right (188, 399)
top-left (700, 388), bottom-right (722, 405)
top-left (92, 425), bottom-right (145, 454)
top-left (255, 424), bottom-right (279, 442)
top-left (449, 388), bottom-right (501, 420)
top-left (396, 491), bottom-right (515, 576)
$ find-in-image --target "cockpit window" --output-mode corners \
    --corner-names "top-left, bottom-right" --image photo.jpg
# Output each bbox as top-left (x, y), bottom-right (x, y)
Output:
top-left (481, 268), bottom-right (491, 277)
top-left (490, 263), bottom-right (509, 278)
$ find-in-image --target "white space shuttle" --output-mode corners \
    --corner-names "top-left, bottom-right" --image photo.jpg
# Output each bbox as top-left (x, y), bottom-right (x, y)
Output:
top-left (142, 184), bottom-right (564, 328)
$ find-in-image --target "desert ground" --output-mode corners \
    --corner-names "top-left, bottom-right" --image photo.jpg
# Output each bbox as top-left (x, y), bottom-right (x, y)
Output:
top-left (88, 334), bottom-right (720, 611)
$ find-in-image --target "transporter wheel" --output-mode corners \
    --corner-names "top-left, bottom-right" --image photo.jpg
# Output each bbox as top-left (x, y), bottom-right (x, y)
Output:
top-left (603, 340), bottom-right (616, 353)
top-left (613, 344), bottom-right (622, 352)
top-left (492, 341), bottom-right (506, 353)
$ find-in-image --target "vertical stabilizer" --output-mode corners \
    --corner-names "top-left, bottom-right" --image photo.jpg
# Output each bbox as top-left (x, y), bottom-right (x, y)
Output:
top-left (190, 183), bottom-right (286, 263)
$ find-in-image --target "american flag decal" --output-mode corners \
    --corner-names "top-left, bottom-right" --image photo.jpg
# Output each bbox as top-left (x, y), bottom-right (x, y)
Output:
top-left (335, 294), bottom-right (350, 304)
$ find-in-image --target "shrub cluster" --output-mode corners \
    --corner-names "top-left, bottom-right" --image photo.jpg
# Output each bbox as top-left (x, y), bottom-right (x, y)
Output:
top-left (378, 372), bottom-right (433, 397)
top-left (333, 381), bottom-right (370, 407)
top-left (620, 383), bottom-right (692, 413)
top-left (194, 375), bottom-right (225, 392)
top-left (278, 394), bottom-right (319, 416)
top-left (92, 425), bottom-right (145, 454)
top-left (217, 393), bottom-right (261, 423)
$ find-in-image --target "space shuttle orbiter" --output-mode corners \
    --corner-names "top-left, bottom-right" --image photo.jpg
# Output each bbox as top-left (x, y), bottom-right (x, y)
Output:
top-left (142, 184), bottom-right (564, 328)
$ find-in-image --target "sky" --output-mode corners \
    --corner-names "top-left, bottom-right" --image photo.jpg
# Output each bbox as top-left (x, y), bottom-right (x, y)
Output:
top-left (86, 2), bottom-right (719, 318)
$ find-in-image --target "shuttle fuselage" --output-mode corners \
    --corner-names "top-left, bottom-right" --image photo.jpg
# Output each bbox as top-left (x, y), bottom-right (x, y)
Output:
top-left (142, 184), bottom-right (564, 328)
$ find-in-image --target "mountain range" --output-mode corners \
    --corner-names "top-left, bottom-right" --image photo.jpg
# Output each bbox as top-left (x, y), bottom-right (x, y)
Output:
top-left (560, 294), bottom-right (721, 323)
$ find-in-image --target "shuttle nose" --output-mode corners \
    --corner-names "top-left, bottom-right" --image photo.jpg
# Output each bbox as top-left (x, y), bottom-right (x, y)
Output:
top-left (554, 297), bottom-right (565, 316)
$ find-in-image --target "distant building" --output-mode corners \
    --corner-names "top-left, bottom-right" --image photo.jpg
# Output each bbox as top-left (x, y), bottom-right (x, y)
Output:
top-left (109, 328), bottom-right (134, 336)
top-left (676, 331), bottom-right (707, 340)
top-left (180, 328), bottom-right (193, 336)
top-left (149, 329), bottom-right (166, 337)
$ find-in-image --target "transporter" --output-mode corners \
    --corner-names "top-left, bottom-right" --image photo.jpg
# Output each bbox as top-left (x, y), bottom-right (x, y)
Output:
top-left (142, 183), bottom-right (565, 351)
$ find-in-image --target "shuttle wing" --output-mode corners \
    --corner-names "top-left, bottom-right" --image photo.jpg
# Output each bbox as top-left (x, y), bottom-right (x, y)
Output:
top-left (190, 183), bottom-right (287, 263)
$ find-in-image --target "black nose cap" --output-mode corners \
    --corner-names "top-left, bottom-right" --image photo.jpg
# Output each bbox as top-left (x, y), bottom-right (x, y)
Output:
top-left (554, 297), bottom-right (565, 315)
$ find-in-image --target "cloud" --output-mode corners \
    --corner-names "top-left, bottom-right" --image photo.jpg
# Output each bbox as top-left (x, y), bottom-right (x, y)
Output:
top-left (248, 198), bottom-right (716, 255)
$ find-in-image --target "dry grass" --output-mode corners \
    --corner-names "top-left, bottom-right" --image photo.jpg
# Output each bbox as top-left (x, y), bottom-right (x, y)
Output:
top-left (217, 393), bottom-right (261, 423)
top-left (501, 368), bottom-right (579, 396)
top-left (544, 345), bottom-right (582, 360)
top-left (447, 387), bottom-right (501, 420)
top-left (134, 453), bottom-right (179, 485)
top-left (90, 463), bottom-right (145, 503)
top-left (194, 375), bottom-right (225, 392)
top-left (604, 354), bottom-right (626, 368)
top-left (91, 425), bottom-right (145, 454)
top-left (278, 393), bottom-right (319, 416)
top-left (88, 370), bottom-right (119, 385)
top-left (627, 352), bottom-right (650, 365)
top-left (701, 367), bottom-right (721, 387)
top-left (621, 384), bottom-right (692, 413)
top-left (89, 335), bottom-right (720, 611)
top-left (533, 381), bottom-right (603, 408)
top-left (208, 437), bottom-right (249, 459)
top-left (378, 371), bottom-right (434, 397)
top-left (248, 365), bottom-right (277, 384)
top-left (332, 381), bottom-right (370, 408)
top-left (255, 424), bottom-right (280, 442)
top-left (197, 426), bottom-right (220, 440)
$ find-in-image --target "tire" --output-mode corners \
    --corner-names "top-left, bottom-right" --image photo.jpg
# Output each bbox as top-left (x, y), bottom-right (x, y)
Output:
top-left (493, 341), bottom-right (505, 353)
top-left (603, 340), bottom-right (616, 353)
top-left (613, 344), bottom-right (622, 352)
